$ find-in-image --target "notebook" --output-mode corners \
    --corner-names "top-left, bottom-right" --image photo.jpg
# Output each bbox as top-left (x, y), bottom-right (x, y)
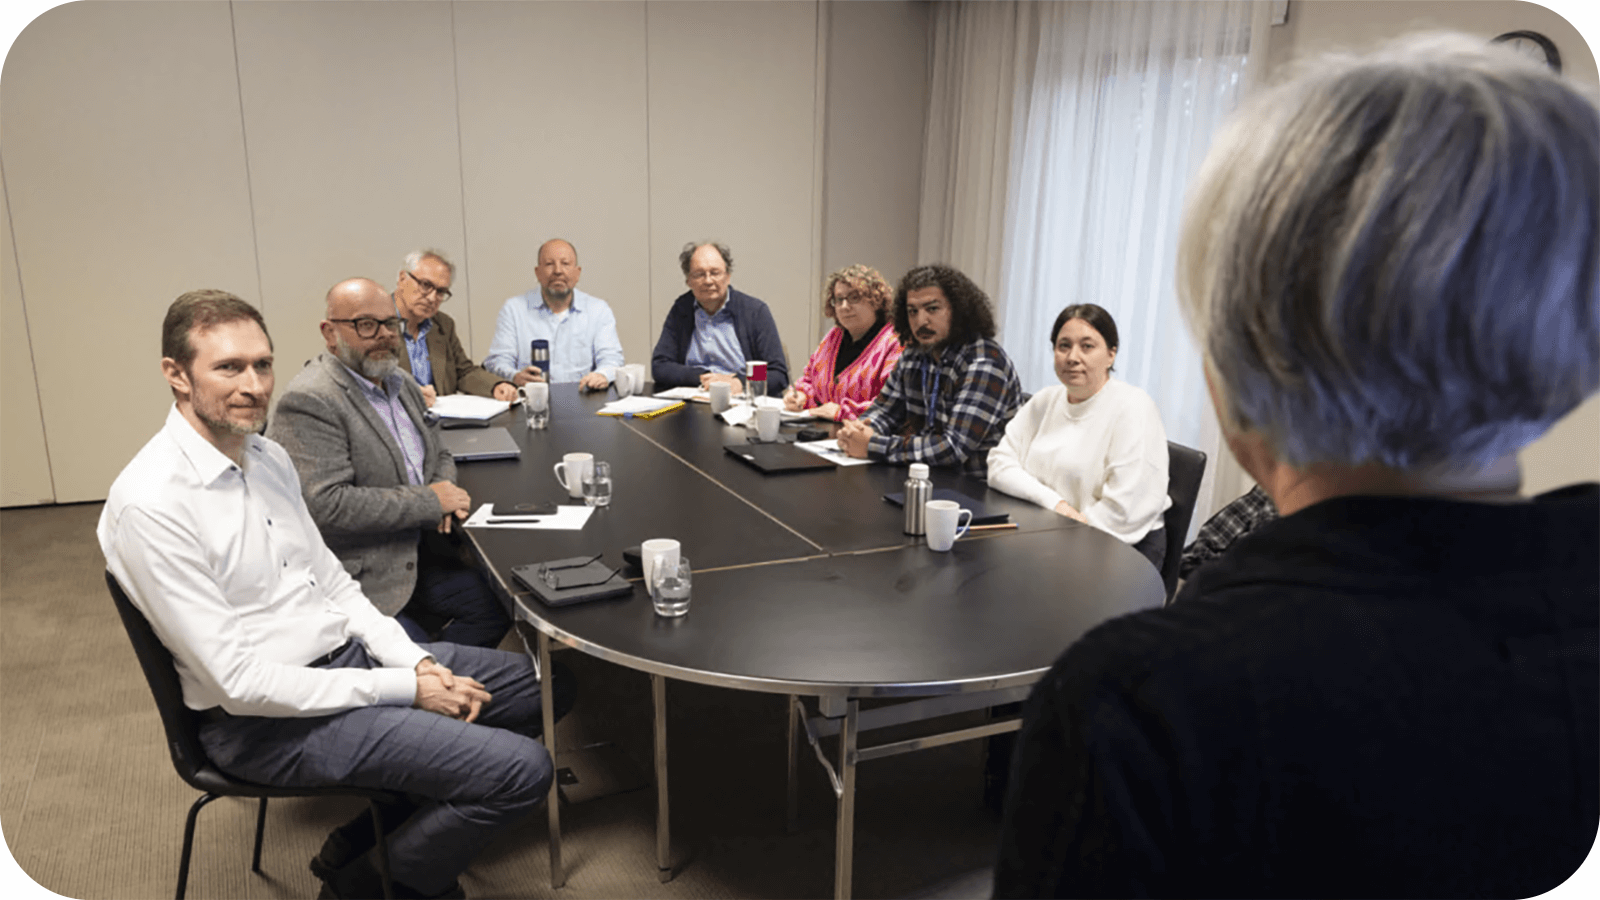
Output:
top-left (723, 441), bottom-right (838, 474)
top-left (882, 487), bottom-right (1011, 525)
top-left (440, 427), bottom-right (522, 461)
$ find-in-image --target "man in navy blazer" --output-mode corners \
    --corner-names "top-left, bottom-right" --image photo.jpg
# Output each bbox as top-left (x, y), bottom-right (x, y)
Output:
top-left (651, 241), bottom-right (789, 391)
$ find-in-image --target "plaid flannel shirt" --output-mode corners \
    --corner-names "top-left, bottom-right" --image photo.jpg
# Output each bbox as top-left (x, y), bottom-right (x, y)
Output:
top-left (1177, 484), bottom-right (1278, 579)
top-left (859, 336), bottom-right (1023, 478)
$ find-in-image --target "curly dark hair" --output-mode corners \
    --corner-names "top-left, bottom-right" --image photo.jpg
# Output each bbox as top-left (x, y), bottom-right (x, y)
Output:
top-left (822, 264), bottom-right (893, 322)
top-left (891, 264), bottom-right (997, 349)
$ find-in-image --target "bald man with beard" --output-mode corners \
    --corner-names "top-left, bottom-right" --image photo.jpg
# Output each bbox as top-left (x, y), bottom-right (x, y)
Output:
top-left (266, 278), bottom-right (510, 649)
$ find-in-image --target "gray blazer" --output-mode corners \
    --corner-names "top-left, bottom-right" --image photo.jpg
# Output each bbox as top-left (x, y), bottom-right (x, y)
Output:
top-left (266, 352), bottom-right (456, 615)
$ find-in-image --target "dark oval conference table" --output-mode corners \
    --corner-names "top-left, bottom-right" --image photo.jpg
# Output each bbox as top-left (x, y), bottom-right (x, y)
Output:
top-left (455, 384), bottom-right (1164, 899)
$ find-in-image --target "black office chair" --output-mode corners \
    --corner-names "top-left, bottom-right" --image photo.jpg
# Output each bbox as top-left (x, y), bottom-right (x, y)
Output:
top-left (1161, 442), bottom-right (1208, 603)
top-left (105, 572), bottom-right (397, 900)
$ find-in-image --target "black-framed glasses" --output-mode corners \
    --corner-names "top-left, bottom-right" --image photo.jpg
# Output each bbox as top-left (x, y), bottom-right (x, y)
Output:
top-left (403, 269), bottom-right (452, 301)
top-left (329, 316), bottom-right (403, 339)
top-left (833, 291), bottom-right (868, 307)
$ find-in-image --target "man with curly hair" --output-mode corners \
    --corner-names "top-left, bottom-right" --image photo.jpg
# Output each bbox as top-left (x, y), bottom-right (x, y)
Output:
top-left (837, 264), bottom-right (1024, 478)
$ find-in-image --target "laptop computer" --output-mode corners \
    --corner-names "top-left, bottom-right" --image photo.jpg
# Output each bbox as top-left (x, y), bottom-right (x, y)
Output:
top-left (440, 427), bottom-right (522, 461)
top-left (723, 441), bottom-right (837, 474)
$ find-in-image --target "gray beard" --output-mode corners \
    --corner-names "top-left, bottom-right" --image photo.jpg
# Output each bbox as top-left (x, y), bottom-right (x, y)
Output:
top-left (334, 337), bottom-right (399, 381)
top-left (543, 286), bottom-right (573, 305)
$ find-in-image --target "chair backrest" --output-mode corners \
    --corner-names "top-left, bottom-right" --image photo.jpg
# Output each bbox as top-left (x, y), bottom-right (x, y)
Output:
top-left (1161, 442), bottom-right (1208, 601)
top-left (105, 571), bottom-right (216, 791)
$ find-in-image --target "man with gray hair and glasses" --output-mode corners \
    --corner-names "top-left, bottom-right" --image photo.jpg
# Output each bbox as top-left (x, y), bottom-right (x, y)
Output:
top-left (996, 33), bottom-right (1597, 897)
top-left (392, 248), bottom-right (516, 406)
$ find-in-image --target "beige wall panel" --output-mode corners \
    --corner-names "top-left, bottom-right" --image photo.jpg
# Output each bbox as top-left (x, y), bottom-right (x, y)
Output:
top-left (821, 0), bottom-right (928, 344)
top-left (1268, 1), bottom-right (1596, 86)
top-left (452, 1), bottom-right (652, 365)
top-left (231, 1), bottom-right (467, 374)
top-left (0, 166), bottom-right (53, 507)
top-left (1521, 395), bottom-right (1600, 494)
top-left (0, 1), bottom-right (258, 503)
top-left (647, 1), bottom-right (821, 376)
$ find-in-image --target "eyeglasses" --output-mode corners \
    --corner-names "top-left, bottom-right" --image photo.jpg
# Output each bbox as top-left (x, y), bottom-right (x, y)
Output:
top-left (833, 291), bottom-right (869, 307)
top-left (689, 268), bottom-right (726, 282)
top-left (329, 317), bottom-right (403, 339)
top-left (403, 270), bottom-right (452, 301)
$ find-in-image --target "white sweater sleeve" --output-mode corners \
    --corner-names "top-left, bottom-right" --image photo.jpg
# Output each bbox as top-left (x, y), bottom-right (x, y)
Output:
top-left (986, 393), bottom-right (1065, 510)
top-left (1081, 392), bottom-right (1171, 543)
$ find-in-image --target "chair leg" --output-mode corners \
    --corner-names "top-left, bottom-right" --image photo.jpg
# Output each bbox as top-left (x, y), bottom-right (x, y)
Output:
top-left (369, 800), bottom-right (394, 900)
top-left (177, 793), bottom-right (222, 900)
top-left (251, 797), bottom-right (268, 873)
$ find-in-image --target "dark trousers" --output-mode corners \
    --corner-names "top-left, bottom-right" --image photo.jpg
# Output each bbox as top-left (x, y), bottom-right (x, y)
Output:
top-left (198, 640), bottom-right (561, 896)
top-left (395, 538), bottom-right (511, 648)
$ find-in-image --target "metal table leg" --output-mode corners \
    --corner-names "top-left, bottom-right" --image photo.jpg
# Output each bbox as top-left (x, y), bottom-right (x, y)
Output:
top-left (786, 694), bottom-right (800, 833)
top-left (537, 631), bottom-right (564, 888)
top-left (653, 673), bottom-right (672, 882)
top-left (833, 699), bottom-right (859, 900)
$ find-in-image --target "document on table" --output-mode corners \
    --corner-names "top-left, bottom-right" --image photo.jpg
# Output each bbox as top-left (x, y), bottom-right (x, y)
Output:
top-left (653, 386), bottom-right (708, 401)
top-left (464, 503), bottom-right (595, 530)
top-left (715, 397), bottom-right (814, 426)
top-left (793, 439), bottom-right (873, 466)
top-left (598, 396), bottom-right (684, 418)
top-left (431, 394), bottom-right (511, 420)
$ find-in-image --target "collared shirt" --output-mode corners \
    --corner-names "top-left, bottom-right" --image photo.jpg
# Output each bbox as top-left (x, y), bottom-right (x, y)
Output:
top-left (483, 287), bottom-right (626, 384)
top-left (344, 365), bottom-right (426, 485)
top-left (858, 336), bottom-right (1025, 478)
top-left (97, 406), bottom-right (427, 715)
top-left (684, 296), bottom-right (746, 375)
top-left (1177, 484), bottom-right (1278, 579)
top-left (399, 310), bottom-right (435, 387)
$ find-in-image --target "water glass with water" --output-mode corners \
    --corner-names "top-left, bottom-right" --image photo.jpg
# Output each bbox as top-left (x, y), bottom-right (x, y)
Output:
top-left (652, 556), bottom-right (692, 617)
top-left (583, 460), bottom-right (612, 508)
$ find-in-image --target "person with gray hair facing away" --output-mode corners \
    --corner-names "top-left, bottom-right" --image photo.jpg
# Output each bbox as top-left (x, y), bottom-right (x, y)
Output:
top-left (650, 240), bottom-right (790, 391)
top-left (995, 33), bottom-right (1598, 898)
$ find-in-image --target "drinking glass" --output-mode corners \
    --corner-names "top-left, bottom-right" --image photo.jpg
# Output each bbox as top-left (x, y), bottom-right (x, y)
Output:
top-left (583, 461), bottom-right (613, 508)
top-left (652, 555), bottom-right (692, 617)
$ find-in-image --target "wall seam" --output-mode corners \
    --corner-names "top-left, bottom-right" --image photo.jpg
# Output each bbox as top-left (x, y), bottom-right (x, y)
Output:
top-left (449, 2), bottom-right (475, 354)
top-left (644, 1), bottom-right (656, 347)
top-left (0, 151), bottom-right (59, 505)
top-left (227, 1), bottom-right (266, 309)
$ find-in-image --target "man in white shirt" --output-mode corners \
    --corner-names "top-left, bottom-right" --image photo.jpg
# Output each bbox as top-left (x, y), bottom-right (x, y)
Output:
top-left (483, 238), bottom-right (625, 389)
top-left (98, 290), bottom-right (563, 900)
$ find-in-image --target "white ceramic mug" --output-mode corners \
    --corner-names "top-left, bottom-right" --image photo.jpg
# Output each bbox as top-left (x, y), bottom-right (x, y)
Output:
top-left (613, 366), bottom-right (635, 398)
top-left (518, 380), bottom-right (549, 410)
top-left (925, 499), bottom-right (973, 552)
top-left (552, 451), bottom-right (593, 499)
top-left (755, 405), bottom-right (781, 442)
top-left (640, 538), bottom-right (681, 597)
top-left (708, 381), bottom-right (732, 414)
top-left (625, 363), bottom-right (647, 391)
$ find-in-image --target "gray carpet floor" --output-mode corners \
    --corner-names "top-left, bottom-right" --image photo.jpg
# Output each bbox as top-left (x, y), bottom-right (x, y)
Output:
top-left (1, 502), bottom-right (997, 899)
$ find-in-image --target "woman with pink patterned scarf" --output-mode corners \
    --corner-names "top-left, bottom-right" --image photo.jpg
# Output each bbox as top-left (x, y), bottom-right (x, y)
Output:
top-left (783, 264), bottom-right (904, 422)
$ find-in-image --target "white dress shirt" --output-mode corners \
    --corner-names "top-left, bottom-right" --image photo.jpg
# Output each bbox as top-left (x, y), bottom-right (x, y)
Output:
top-left (986, 380), bottom-right (1171, 544)
top-left (98, 405), bottom-right (427, 715)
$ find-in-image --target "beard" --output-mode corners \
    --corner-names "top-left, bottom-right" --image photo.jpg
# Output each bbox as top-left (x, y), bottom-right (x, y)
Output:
top-left (334, 334), bottom-right (399, 381)
top-left (543, 284), bottom-right (573, 304)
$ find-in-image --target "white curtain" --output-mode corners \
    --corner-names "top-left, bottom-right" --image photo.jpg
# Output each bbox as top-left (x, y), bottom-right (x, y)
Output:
top-left (922, 0), bottom-right (1273, 531)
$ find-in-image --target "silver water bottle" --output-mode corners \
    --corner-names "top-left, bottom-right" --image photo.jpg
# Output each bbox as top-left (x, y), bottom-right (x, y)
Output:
top-left (903, 463), bottom-right (931, 535)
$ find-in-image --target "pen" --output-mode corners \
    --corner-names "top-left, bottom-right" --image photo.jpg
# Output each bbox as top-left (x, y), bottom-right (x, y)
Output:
top-left (966, 523), bottom-right (1018, 532)
top-left (487, 516), bottom-right (544, 524)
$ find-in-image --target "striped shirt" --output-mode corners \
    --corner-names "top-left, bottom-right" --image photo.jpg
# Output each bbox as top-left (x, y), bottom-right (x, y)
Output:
top-left (400, 316), bottom-right (435, 387)
top-left (346, 367), bottom-right (426, 485)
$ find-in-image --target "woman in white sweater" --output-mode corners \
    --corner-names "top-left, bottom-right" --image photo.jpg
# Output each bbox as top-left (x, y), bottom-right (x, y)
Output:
top-left (987, 304), bottom-right (1171, 569)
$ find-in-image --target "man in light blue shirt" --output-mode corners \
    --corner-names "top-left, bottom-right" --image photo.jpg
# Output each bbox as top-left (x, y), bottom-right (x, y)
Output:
top-left (483, 239), bottom-right (625, 389)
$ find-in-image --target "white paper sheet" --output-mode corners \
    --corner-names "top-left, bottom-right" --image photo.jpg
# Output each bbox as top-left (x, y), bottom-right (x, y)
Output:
top-left (599, 396), bottom-right (681, 415)
top-left (464, 503), bottom-right (595, 530)
top-left (652, 386), bottom-right (705, 401)
top-left (432, 394), bottom-right (511, 420)
top-left (793, 439), bottom-right (874, 466)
